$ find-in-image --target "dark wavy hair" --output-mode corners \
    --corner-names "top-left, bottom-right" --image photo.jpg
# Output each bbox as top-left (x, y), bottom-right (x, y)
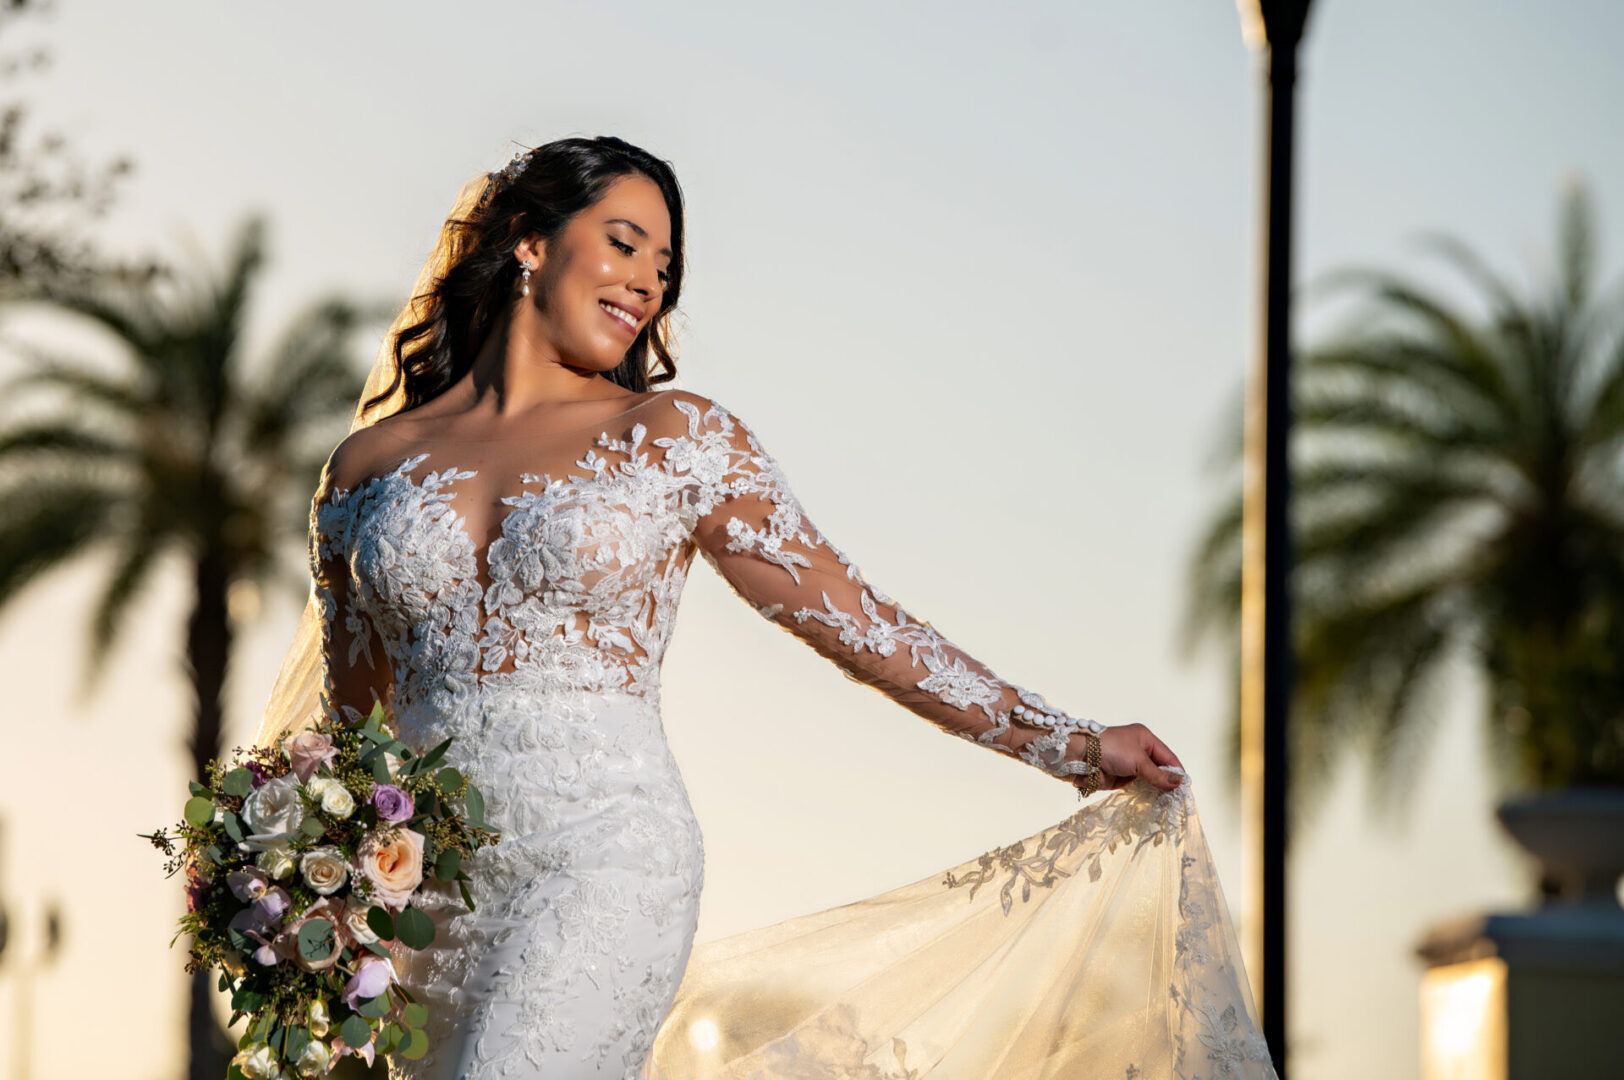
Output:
top-left (363, 135), bottom-right (685, 417)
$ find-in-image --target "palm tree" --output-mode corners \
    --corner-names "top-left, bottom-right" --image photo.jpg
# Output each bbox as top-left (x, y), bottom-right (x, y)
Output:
top-left (0, 214), bottom-right (382, 1080)
top-left (1184, 177), bottom-right (1624, 836)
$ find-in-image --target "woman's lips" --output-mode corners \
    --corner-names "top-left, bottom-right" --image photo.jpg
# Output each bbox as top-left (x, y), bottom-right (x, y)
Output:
top-left (599, 300), bottom-right (638, 336)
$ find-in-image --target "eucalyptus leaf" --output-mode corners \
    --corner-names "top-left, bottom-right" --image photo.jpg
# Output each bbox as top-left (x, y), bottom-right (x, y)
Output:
top-left (364, 940), bottom-right (390, 958)
top-left (400, 1027), bottom-right (429, 1060)
top-left (227, 1064), bottom-right (249, 1080)
top-left (368, 700), bottom-right (387, 727)
top-left (297, 917), bottom-right (335, 962)
top-left (464, 784), bottom-right (484, 827)
top-left (416, 737), bottom-right (452, 773)
top-left (204, 844), bottom-right (224, 865)
top-left (459, 880), bottom-right (476, 912)
top-left (371, 754), bottom-right (393, 785)
top-left (436, 767), bottom-right (463, 793)
top-left (282, 1025), bottom-right (310, 1063)
top-left (365, 905), bottom-right (395, 941)
top-left (224, 768), bottom-right (254, 798)
top-left (358, 994), bottom-right (391, 1019)
top-left (403, 1002), bottom-right (429, 1029)
top-left (394, 905), bottom-right (435, 950)
top-left (360, 726), bottom-right (395, 746)
top-left (222, 811), bottom-right (244, 844)
top-left (189, 780), bottom-right (210, 797)
top-left (436, 848), bottom-right (460, 883)
top-left (301, 816), bottom-right (326, 839)
top-left (184, 796), bottom-right (214, 827)
top-left (339, 1014), bottom-right (372, 1053)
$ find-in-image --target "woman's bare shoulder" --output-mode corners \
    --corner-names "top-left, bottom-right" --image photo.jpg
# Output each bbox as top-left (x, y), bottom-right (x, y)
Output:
top-left (321, 416), bottom-right (418, 496)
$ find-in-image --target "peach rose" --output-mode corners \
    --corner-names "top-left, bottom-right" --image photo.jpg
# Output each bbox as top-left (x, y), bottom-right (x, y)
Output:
top-left (283, 731), bottom-right (339, 783)
top-left (356, 827), bottom-right (424, 913)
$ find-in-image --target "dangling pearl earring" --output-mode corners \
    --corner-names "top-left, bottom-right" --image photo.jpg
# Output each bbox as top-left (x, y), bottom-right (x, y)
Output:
top-left (519, 262), bottom-right (533, 297)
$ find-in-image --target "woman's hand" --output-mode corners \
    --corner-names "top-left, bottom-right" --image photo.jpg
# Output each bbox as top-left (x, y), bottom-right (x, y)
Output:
top-left (1068, 723), bottom-right (1185, 794)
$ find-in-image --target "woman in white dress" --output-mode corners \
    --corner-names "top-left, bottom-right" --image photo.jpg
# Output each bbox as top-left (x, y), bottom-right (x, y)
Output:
top-left (253, 135), bottom-right (1277, 1080)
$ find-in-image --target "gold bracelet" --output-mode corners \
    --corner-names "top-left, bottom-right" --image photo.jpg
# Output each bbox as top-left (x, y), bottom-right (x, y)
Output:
top-left (1080, 731), bottom-right (1103, 797)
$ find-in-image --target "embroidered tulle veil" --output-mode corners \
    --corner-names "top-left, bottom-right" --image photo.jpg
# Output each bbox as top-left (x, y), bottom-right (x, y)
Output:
top-left (250, 167), bottom-right (1280, 1079)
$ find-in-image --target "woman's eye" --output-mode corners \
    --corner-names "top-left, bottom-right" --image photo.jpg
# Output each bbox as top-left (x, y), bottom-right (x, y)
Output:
top-left (608, 237), bottom-right (635, 255)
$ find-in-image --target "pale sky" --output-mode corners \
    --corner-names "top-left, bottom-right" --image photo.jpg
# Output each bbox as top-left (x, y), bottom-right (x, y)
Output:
top-left (2, 2), bottom-right (1621, 1078)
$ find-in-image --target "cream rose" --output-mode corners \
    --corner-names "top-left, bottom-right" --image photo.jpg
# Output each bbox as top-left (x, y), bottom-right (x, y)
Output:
top-left (299, 847), bottom-right (348, 896)
top-left (320, 784), bottom-right (355, 819)
top-left (257, 847), bottom-right (296, 880)
top-left (340, 903), bottom-right (380, 947)
top-left (238, 774), bottom-right (306, 853)
top-left (231, 1044), bottom-right (278, 1080)
top-left (294, 1038), bottom-right (332, 1077)
top-left (308, 997), bottom-right (330, 1038)
top-left (356, 827), bottom-right (425, 912)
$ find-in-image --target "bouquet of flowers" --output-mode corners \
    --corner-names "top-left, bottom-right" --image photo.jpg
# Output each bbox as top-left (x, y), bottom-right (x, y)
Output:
top-left (143, 702), bottom-right (500, 1078)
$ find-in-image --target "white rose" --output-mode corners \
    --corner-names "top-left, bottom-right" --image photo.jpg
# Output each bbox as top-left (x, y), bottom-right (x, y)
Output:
top-left (232, 1044), bottom-right (278, 1080)
top-left (320, 784), bottom-right (355, 819)
top-left (306, 777), bottom-right (335, 799)
top-left (341, 904), bottom-right (379, 946)
top-left (238, 774), bottom-right (306, 853)
top-left (308, 998), bottom-right (330, 1037)
top-left (300, 847), bottom-right (349, 896)
top-left (294, 1038), bottom-right (331, 1077)
top-left (257, 847), bottom-right (296, 880)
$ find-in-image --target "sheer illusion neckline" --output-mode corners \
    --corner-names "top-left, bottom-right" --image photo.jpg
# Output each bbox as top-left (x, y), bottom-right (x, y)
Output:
top-left (326, 449), bottom-right (603, 506)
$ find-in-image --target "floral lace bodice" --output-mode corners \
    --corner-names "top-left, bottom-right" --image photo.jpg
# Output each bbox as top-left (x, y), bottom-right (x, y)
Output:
top-left (309, 391), bottom-right (1106, 785)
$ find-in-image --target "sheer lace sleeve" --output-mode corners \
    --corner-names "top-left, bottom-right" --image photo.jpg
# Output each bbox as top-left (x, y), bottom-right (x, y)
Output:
top-left (309, 471), bottom-right (392, 728)
top-left (668, 396), bottom-right (1106, 789)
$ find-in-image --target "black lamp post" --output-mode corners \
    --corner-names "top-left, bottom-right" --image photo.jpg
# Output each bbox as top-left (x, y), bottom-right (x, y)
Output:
top-left (1235, 2), bottom-right (1315, 1076)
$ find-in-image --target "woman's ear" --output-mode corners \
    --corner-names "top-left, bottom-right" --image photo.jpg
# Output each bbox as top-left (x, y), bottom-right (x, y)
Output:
top-left (513, 231), bottom-right (547, 272)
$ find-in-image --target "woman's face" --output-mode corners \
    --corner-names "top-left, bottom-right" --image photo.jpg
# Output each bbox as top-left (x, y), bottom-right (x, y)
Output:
top-left (516, 172), bottom-right (673, 374)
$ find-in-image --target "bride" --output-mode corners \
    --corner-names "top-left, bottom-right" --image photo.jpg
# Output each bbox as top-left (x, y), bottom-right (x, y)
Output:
top-left (252, 135), bottom-right (1277, 1079)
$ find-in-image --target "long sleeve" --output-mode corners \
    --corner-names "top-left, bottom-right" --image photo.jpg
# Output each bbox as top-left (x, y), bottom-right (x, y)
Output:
top-left (308, 478), bottom-right (392, 727)
top-left (671, 397), bottom-right (1105, 788)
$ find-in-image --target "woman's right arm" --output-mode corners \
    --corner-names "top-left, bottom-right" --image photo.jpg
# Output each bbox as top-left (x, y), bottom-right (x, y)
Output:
top-left (309, 466), bottom-right (392, 727)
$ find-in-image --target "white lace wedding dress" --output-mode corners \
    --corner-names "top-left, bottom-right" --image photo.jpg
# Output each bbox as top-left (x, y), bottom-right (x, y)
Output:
top-left (305, 389), bottom-right (1277, 1080)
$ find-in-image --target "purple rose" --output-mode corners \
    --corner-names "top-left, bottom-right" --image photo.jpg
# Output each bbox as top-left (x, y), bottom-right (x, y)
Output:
top-left (371, 784), bottom-right (415, 823)
top-left (245, 761), bottom-right (270, 789)
top-left (252, 886), bottom-right (291, 928)
top-left (341, 956), bottom-right (394, 1009)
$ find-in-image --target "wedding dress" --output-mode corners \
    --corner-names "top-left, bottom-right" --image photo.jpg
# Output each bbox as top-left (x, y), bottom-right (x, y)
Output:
top-left (283, 387), bottom-right (1279, 1080)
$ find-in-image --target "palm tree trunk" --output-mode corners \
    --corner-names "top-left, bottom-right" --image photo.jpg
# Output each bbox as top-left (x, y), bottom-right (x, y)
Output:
top-left (185, 543), bottom-right (236, 1080)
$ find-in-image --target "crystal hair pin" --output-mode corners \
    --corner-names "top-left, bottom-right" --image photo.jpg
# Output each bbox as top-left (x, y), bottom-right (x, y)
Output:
top-left (497, 150), bottom-right (531, 185)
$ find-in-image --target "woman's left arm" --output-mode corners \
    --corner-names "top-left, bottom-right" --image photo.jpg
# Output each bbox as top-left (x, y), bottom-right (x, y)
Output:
top-left (670, 395), bottom-right (1184, 795)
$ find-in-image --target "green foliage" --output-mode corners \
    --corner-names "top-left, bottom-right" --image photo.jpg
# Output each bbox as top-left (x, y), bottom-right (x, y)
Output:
top-left (1186, 178), bottom-right (1624, 833)
top-left (394, 906), bottom-right (435, 950)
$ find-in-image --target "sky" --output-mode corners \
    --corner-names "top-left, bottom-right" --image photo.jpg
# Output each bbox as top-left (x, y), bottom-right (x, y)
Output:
top-left (1, 1), bottom-right (1621, 1078)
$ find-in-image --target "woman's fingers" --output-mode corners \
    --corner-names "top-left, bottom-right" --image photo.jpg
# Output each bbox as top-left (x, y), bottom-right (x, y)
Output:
top-left (1092, 725), bottom-right (1186, 792)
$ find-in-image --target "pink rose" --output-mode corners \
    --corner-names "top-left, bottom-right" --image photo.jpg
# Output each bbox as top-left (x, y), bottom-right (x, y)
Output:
top-left (283, 731), bottom-right (340, 782)
top-left (279, 896), bottom-right (344, 974)
top-left (356, 827), bottom-right (425, 913)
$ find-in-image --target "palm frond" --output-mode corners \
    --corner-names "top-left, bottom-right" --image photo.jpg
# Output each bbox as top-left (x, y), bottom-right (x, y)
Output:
top-left (0, 348), bottom-right (149, 416)
top-left (0, 476), bottom-right (123, 605)
top-left (79, 518), bottom-right (168, 703)
top-left (1304, 262), bottom-right (1525, 419)
top-left (0, 420), bottom-right (134, 464)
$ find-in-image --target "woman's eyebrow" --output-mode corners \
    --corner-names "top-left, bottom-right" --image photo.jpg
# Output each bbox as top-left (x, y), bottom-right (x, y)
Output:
top-left (605, 217), bottom-right (673, 259)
